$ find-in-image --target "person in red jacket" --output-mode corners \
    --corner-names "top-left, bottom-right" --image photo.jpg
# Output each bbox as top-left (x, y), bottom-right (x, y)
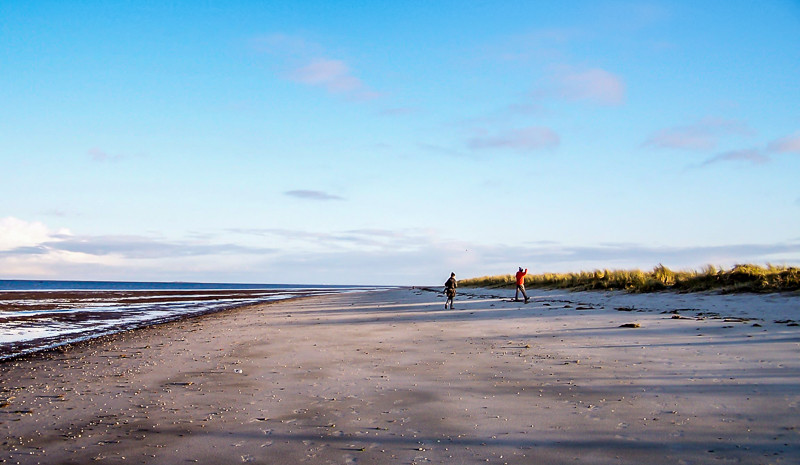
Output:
top-left (515, 267), bottom-right (529, 303)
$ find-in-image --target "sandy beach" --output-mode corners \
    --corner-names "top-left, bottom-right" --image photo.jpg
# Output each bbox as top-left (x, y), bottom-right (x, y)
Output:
top-left (1, 287), bottom-right (799, 464)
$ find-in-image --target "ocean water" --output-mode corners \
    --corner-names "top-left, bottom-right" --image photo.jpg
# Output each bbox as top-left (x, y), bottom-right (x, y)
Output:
top-left (0, 279), bottom-right (358, 291)
top-left (0, 280), bottom-right (384, 360)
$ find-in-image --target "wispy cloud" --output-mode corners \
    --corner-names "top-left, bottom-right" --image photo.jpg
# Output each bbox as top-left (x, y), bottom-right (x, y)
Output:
top-left (468, 126), bottom-right (560, 152)
top-left (456, 241), bottom-right (800, 279)
top-left (378, 107), bottom-right (420, 117)
top-left (701, 149), bottom-right (770, 166)
top-left (44, 235), bottom-right (269, 259)
top-left (255, 33), bottom-right (379, 101)
top-left (260, 236), bottom-right (800, 285)
top-left (289, 59), bottom-right (377, 99)
top-left (529, 242), bottom-right (800, 269)
top-left (596, 2), bottom-right (672, 32)
top-left (230, 227), bottom-right (422, 249)
top-left (41, 209), bottom-right (72, 218)
top-left (417, 143), bottom-right (468, 158)
top-left (547, 67), bottom-right (626, 106)
top-left (284, 190), bottom-right (344, 201)
top-left (250, 33), bottom-right (322, 57)
top-left (455, 103), bottom-right (548, 128)
top-left (768, 132), bottom-right (800, 154)
top-left (3, 217), bottom-right (799, 285)
top-left (644, 118), bottom-right (755, 151)
top-left (694, 130), bottom-right (800, 167)
top-left (88, 147), bottom-right (124, 162)
top-left (477, 28), bottom-right (582, 64)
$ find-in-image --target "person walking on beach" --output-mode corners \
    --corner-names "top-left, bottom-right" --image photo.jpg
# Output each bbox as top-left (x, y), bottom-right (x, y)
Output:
top-left (444, 272), bottom-right (457, 309)
top-left (515, 267), bottom-right (529, 303)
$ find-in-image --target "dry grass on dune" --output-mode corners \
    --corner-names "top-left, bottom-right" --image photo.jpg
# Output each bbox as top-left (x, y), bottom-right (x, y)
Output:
top-left (459, 264), bottom-right (800, 293)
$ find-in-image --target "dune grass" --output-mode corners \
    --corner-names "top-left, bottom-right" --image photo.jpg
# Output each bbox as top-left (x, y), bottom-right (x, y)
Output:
top-left (458, 264), bottom-right (800, 293)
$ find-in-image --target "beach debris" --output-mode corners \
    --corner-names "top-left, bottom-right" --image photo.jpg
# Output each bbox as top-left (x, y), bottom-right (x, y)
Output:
top-left (619, 323), bottom-right (641, 328)
top-left (97, 440), bottom-right (120, 446)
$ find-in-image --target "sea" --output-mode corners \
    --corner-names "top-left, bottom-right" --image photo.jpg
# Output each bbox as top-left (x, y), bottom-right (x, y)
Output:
top-left (0, 280), bottom-right (386, 360)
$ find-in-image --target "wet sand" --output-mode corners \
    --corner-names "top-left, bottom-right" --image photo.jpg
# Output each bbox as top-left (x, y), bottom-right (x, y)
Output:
top-left (0, 289), bottom-right (342, 359)
top-left (1, 287), bottom-right (799, 464)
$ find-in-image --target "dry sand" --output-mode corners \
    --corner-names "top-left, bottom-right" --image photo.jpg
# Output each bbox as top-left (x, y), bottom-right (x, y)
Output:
top-left (1, 287), bottom-right (798, 464)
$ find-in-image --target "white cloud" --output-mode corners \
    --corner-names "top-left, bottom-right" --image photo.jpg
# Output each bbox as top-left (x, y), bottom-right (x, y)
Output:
top-left (0, 218), bottom-right (276, 280)
top-left (2, 218), bottom-right (799, 285)
top-left (0, 217), bottom-right (123, 277)
top-left (0, 217), bottom-right (68, 251)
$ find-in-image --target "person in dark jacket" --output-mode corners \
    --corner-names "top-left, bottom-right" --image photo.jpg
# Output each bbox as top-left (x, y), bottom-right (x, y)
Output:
top-left (444, 272), bottom-right (457, 309)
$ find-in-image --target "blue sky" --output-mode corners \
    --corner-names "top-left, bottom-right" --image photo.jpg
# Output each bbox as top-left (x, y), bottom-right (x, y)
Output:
top-left (2, 0), bottom-right (799, 285)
